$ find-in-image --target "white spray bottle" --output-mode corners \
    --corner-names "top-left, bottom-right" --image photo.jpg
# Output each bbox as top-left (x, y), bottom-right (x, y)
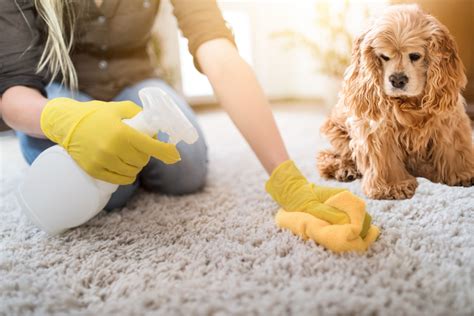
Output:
top-left (16, 87), bottom-right (199, 235)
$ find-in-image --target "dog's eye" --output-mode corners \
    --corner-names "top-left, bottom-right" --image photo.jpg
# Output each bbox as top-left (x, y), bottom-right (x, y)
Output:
top-left (409, 53), bottom-right (421, 62)
top-left (380, 54), bottom-right (390, 62)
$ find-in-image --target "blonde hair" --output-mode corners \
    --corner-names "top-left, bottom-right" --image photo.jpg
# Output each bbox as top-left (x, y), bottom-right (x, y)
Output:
top-left (34, 0), bottom-right (78, 90)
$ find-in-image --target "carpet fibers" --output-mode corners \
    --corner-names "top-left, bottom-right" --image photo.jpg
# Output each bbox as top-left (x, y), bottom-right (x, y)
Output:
top-left (1, 107), bottom-right (473, 315)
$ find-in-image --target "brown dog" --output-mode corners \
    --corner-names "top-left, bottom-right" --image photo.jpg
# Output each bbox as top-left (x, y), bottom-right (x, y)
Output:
top-left (317, 4), bottom-right (474, 200)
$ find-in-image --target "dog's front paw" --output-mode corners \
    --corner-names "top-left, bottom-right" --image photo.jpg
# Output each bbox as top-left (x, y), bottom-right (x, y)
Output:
top-left (439, 169), bottom-right (474, 187)
top-left (334, 164), bottom-right (361, 182)
top-left (317, 150), bottom-right (360, 182)
top-left (364, 178), bottom-right (418, 200)
top-left (451, 174), bottom-right (474, 187)
top-left (388, 179), bottom-right (418, 199)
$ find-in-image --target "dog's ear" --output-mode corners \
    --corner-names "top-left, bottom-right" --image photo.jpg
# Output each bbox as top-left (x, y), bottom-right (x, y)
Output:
top-left (343, 31), bottom-right (384, 120)
top-left (422, 15), bottom-right (467, 114)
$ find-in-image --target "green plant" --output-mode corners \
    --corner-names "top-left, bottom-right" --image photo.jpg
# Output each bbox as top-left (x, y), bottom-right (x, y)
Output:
top-left (273, 0), bottom-right (368, 78)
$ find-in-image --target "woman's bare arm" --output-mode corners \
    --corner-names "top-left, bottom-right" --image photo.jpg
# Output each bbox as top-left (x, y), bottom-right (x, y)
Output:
top-left (1, 86), bottom-right (48, 138)
top-left (197, 38), bottom-right (289, 174)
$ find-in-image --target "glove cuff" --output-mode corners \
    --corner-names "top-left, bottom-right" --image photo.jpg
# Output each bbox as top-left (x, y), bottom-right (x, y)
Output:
top-left (265, 160), bottom-right (307, 206)
top-left (40, 98), bottom-right (62, 143)
top-left (40, 98), bottom-right (96, 147)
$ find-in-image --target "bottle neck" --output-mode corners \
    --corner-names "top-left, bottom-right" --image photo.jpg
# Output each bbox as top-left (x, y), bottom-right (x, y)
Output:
top-left (122, 112), bottom-right (156, 137)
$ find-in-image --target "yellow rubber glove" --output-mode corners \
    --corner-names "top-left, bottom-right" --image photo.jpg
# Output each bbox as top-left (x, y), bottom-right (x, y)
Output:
top-left (266, 160), bottom-right (379, 252)
top-left (41, 98), bottom-right (181, 184)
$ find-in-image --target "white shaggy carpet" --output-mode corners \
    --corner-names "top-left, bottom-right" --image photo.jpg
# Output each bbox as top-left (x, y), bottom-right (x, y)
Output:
top-left (1, 106), bottom-right (473, 316)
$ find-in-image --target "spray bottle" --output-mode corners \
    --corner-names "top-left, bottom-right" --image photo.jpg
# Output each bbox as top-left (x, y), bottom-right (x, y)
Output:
top-left (16, 87), bottom-right (199, 235)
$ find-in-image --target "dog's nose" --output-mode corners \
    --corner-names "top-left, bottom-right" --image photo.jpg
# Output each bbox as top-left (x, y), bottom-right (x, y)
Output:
top-left (389, 73), bottom-right (409, 89)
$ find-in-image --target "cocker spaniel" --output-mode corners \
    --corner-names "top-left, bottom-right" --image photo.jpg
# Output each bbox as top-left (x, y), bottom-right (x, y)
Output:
top-left (317, 4), bottom-right (474, 200)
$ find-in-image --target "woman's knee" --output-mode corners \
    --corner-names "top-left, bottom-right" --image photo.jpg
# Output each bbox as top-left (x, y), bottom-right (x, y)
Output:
top-left (104, 181), bottom-right (140, 210)
top-left (140, 138), bottom-right (208, 195)
top-left (161, 160), bottom-right (207, 195)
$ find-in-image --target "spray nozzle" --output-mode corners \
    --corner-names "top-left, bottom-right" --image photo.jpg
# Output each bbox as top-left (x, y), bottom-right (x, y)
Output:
top-left (131, 87), bottom-right (199, 145)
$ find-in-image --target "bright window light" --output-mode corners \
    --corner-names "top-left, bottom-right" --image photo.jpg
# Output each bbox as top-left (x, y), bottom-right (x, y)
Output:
top-left (179, 10), bottom-right (253, 100)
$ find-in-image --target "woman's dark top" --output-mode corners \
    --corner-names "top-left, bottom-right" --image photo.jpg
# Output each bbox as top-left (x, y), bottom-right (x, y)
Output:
top-left (0, 0), bottom-right (235, 100)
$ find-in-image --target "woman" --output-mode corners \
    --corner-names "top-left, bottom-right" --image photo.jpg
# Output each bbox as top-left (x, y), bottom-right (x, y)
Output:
top-left (0, 0), bottom-right (375, 251)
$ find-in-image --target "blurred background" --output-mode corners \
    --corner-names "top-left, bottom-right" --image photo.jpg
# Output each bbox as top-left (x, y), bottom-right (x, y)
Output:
top-left (151, 0), bottom-right (474, 117)
top-left (0, 0), bottom-right (472, 132)
top-left (153, 0), bottom-right (385, 106)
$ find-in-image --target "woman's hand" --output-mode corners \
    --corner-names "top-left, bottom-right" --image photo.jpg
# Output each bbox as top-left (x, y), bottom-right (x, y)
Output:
top-left (41, 98), bottom-right (181, 184)
top-left (266, 160), bottom-right (372, 238)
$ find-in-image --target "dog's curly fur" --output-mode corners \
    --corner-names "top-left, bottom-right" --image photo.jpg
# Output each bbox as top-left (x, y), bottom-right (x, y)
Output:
top-left (317, 4), bottom-right (474, 200)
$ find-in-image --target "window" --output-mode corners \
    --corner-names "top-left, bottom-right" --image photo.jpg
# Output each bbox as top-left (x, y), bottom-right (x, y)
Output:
top-left (178, 4), bottom-right (254, 103)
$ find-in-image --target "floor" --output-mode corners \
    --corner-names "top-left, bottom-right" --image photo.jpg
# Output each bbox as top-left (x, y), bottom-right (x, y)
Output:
top-left (0, 106), bottom-right (473, 315)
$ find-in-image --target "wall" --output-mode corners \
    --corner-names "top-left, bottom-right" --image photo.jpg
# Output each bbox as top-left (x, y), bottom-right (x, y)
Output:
top-left (154, 0), bottom-right (388, 105)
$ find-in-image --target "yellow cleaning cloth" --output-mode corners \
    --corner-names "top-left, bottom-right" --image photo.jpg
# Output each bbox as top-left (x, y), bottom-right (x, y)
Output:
top-left (275, 191), bottom-right (380, 253)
